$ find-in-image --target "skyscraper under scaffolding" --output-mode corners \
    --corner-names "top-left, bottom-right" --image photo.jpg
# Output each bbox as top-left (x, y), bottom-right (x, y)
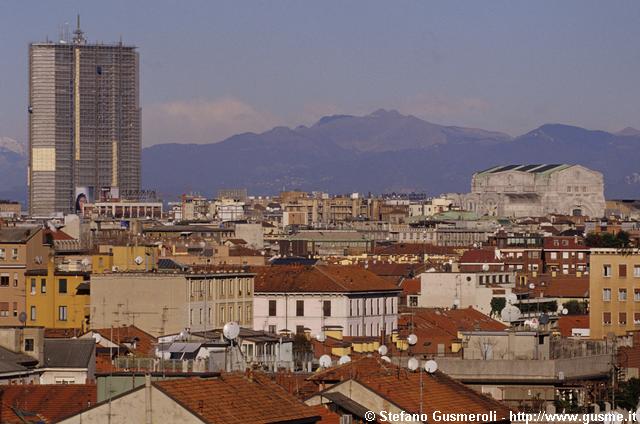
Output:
top-left (28, 18), bottom-right (140, 216)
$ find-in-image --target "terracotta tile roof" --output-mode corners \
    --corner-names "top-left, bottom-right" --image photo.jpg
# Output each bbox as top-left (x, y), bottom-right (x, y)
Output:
top-left (89, 325), bottom-right (157, 356)
top-left (154, 373), bottom-right (321, 424)
top-left (43, 228), bottom-right (75, 241)
top-left (361, 263), bottom-right (425, 278)
top-left (0, 384), bottom-right (96, 424)
top-left (557, 315), bottom-right (590, 337)
top-left (308, 404), bottom-right (342, 424)
top-left (459, 248), bottom-right (500, 264)
top-left (255, 264), bottom-right (400, 293)
top-left (401, 278), bottom-right (421, 296)
top-left (274, 370), bottom-right (317, 399)
top-left (517, 275), bottom-right (589, 299)
top-left (308, 357), bottom-right (510, 423)
top-left (229, 245), bottom-right (263, 257)
top-left (388, 307), bottom-right (506, 356)
top-left (406, 307), bottom-right (507, 336)
top-left (95, 354), bottom-right (115, 373)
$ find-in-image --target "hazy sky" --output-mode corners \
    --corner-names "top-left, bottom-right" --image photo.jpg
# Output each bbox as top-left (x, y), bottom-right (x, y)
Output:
top-left (1, 0), bottom-right (639, 146)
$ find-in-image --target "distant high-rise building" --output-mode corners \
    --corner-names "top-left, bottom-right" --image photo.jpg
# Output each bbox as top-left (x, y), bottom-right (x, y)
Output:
top-left (28, 17), bottom-right (140, 216)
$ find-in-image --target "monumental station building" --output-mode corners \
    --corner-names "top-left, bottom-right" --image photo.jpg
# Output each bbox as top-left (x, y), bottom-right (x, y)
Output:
top-left (448, 164), bottom-right (605, 218)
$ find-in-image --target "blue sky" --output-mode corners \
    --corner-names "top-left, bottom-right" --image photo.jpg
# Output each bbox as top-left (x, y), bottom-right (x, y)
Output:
top-left (1, 0), bottom-right (639, 146)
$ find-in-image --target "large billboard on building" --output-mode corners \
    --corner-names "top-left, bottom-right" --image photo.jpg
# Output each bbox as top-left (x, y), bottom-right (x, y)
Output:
top-left (74, 186), bottom-right (94, 214)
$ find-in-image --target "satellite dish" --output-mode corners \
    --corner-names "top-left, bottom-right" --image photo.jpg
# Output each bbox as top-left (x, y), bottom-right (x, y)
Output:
top-left (92, 333), bottom-right (102, 344)
top-left (338, 355), bottom-right (351, 365)
top-left (319, 354), bottom-right (332, 368)
top-left (425, 360), bottom-right (438, 373)
top-left (562, 308), bottom-right (569, 315)
top-left (407, 357), bottom-right (419, 371)
top-left (222, 321), bottom-right (240, 340)
top-left (528, 282), bottom-right (536, 289)
top-left (482, 263), bottom-right (490, 272)
top-left (407, 334), bottom-right (418, 346)
top-left (506, 293), bottom-right (518, 305)
top-left (381, 355), bottom-right (391, 363)
top-left (378, 345), bottom-right (388, 356)
top-left (500, 305), bottom-right (521, 322)
top-left (134, 256), bottom-right (143, 265)
top-left (18, 312), bottom-right (27, 324)
top-left (316, 332), bottom-right (326, 343)
top-left (539, 314), bottom-right (550, 325)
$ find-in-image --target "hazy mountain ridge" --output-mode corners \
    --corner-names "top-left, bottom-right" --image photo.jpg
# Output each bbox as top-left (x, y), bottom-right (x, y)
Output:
top-left (141, 111), bottom-right (640, 199)
top-left (2, 110), bottom-right (640, 203)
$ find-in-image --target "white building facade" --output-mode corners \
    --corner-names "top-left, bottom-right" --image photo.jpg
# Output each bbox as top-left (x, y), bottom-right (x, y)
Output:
top-left (448, 164), bottom-right (605, 218)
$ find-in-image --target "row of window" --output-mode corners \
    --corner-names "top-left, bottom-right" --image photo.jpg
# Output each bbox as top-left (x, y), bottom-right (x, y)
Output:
top-left (567, 186), bottom-right (588, 193)
top-left (478, 275), bottom-right (511, 284)
top-left (188, 304), bottom-right (251, 326)
top-left (189, 278), bottom-right (253, 299)
top-left (0, 248), bottom-right (19, 260)
top-left (265, 321), bottom-right (394, 337)
top-left (602, 312), bottom-right (640, 326)
top-left (267, 298), bottom-right (396, 318)
top-left (29, 278), bottom-right (68, 294)
top-left (603, 264), bottom-right (640, 278)
top-left (268, 300), bottom-right (332, 317)
top-left (548, 251), bottom-right (585, 260)
top-left (29, 305), bottom-right (67, 321)
top-left (602, 288), bottom-right (640, 301)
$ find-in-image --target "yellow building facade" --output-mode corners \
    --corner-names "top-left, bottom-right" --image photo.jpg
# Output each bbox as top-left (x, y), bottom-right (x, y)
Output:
top-left (589, 248), bottom-right (640, 339)
top-left (92, 244), bottom-right (158, 273)
top-left (26, 259), bottom-right (89, 330)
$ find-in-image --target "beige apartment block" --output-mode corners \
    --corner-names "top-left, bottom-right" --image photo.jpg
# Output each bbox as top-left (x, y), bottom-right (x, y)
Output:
top-left (0, 227), bottom-right (50, 326)
top-left (90, 270), bottom-right (254, 337)
top-left (589, 248), bottom-right (640, 339)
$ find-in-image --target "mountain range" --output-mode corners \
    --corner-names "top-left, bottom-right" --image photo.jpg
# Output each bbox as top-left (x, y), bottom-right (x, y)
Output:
top-left (2, 110), bottom-right (640, 203)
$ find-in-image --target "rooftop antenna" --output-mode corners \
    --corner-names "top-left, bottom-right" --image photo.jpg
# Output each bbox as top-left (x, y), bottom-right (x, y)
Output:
top-left (73, 14), bottom-right (85, 45)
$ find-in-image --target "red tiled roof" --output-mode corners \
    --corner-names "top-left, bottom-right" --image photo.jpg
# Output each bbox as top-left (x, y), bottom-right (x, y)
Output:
top-left (43, 228), bottom-right (75, 241)
top-left (401, 278), bottom-right (421, 296)
top-left (557, 315), bottom-right (589, 337)
top-left (229, 245), bottom-right (263, 257)
top-left (459, 248), bottom-right (500, 264)
top-left (389, 307), bottom-right (506, 356)
top-left (154, 373), bottom-right (320, 424)
top-left (308, 405), bottom-right (341, 424)
top-left (273, 370), bottom-right (317, 399)
top-left (89, 325), bottom-right (157, 356)
top-left (359, 262), bottom-right (425, 278)
top-left (0, 384), bottom-right (96, 424)
top-left (255, 264), bottom-right (400, 293)
top-left (308, 357), bottom-right (510, 423)
top-left (517, 275), bottom-right (589, 299)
